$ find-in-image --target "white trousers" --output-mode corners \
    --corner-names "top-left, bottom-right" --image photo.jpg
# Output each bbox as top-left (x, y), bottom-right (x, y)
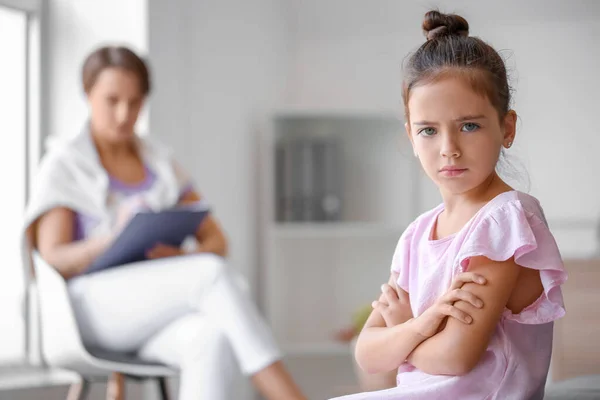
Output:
top-left (68, 253), bottom-right (281, 400)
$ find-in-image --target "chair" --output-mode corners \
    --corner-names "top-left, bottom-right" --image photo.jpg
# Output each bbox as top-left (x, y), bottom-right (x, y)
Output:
top-left (31, 251), bottom-right (177, 399)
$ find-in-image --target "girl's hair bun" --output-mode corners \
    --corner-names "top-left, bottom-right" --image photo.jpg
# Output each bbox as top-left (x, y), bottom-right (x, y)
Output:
top-left (423, 10), bottom-right (469, 41)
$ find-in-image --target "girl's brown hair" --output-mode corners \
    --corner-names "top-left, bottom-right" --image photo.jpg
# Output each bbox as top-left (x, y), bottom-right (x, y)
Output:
top-left (403, 10), bottom-right (511, 122)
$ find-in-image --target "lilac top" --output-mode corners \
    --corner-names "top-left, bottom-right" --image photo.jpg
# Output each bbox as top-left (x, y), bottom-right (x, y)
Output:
top-left (75, 166), bottom-right (193, 240)
top-left (333, 191), bottom-right (567, 400)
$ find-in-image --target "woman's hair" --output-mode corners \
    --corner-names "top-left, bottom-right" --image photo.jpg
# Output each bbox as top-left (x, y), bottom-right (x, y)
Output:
top-left (402, 10), bottom-right (511, 121)
top-left (81, 46), bottom-right (151, 95)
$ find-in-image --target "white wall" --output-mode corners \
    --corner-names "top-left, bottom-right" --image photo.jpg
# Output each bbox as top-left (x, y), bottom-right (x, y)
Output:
top-left (284, 0), bottom-right (600, 257)
top-left (148, 0), bottom-right (290, 288)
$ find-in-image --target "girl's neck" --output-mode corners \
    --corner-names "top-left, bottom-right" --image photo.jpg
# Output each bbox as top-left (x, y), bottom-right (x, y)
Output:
top-left (440, 173), bottom-right (512, 216)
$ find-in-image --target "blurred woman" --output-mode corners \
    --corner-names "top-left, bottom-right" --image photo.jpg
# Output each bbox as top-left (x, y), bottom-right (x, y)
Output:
top-left (25, 46), bottom-right (306, 400)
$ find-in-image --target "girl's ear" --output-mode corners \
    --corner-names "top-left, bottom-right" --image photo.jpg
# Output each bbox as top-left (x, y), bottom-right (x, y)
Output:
top-left (405, 122), bottom-right (417, 157)
top-left (503, 110), bottom-right (517, 149)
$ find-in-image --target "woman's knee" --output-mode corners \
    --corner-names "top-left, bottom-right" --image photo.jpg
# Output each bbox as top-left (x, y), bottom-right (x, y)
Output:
top-left (185, 320), bottom-right (235, 366)
top-left (185, 253), bottom-right (252, 301)
top-left (195, 253), bottom-right (229, 284)
top-left (202, 325), bottom-right (232, 354)
top-left (201, 255), bottom-right (249, 291)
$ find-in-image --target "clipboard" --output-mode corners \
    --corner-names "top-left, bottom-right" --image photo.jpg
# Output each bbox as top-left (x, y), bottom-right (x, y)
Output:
top-left (85, 205), bottom-right (209, 274)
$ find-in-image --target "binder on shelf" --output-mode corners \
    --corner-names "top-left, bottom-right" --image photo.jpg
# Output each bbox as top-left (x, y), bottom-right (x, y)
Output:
top-left (275, 137), bottom-right (342, 222)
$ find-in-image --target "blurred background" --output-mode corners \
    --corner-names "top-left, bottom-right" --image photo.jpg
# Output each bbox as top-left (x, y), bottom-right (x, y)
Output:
top-left (0, 0), bottom-right (598, 399)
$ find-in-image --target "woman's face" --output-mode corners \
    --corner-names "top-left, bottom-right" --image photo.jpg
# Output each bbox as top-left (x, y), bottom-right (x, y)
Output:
top-left (406, 76), bottom-right (516, 196)
top-left (87, 67), bottom-right (144, 144)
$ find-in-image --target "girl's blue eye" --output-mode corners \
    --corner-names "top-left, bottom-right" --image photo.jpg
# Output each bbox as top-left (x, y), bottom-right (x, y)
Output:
top-left (462, 123), bottom-right (480, 132)
top-left (420, 127), bottom-right (436, 137)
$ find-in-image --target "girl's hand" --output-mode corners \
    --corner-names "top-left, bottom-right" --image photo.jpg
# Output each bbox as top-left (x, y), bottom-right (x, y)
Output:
top-left (372, 282), bottom-right (413, 327)
top-left (411, 272), bottom-right (486, 339)
top-left (146, 243), bottom-right (184, 259)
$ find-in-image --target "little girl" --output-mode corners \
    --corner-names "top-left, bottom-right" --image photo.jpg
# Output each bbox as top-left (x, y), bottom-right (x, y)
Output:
top-left (332, 10), bottom-right (567, 400)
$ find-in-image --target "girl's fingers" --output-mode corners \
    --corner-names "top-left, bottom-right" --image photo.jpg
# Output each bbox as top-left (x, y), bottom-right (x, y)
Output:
top-left (381, 284), bottom-right (399, 304)
top-left (445, 288), bottom-right (483, 308)
top-left (372, 300), bottom-right (387, 313)
top-left (450, 272), bottom-right (487, 290)
top-left (440, 303), bottom-right (473, 324)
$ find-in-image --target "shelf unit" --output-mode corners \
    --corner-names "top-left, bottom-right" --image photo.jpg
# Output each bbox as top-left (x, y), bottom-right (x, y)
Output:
top-left (272, 222), bottom-right (405, 239)
top-left (257, 109), bottom-right (429, 398)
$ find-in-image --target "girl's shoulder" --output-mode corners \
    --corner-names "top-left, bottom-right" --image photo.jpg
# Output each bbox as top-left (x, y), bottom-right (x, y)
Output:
top-left (457, 191), bottom-right (566, 325)
top-left (470, 190), bottom-right (548, 230)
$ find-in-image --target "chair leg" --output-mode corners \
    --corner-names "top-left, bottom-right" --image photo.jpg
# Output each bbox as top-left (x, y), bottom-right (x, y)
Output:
top-left (106, 373), bottom-right (126, 400)
top-left (67, 379), bottom-right (90, 400)
top-left (157, 377), bottom-right (171, 400)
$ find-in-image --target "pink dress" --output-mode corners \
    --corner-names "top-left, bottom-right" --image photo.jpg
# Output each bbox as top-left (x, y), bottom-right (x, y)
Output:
top-left (332, 191), bottom-right (567, 400)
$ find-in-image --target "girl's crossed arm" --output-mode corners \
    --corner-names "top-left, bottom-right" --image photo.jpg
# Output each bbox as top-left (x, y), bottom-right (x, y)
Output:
top-left (407, 257), bottom-right (528, 376)
top-left (355, 272), bottom-right (485, 374)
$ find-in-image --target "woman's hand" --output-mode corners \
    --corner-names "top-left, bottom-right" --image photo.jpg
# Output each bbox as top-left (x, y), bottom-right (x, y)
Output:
top-left (113, 197), bottom-right (149, 234)
top-left (146, 243), bottom-right (184, 260)
top-left (371, 281), bottom-right (413, 327)
top-left (411, 272), bottom-right (486, 339)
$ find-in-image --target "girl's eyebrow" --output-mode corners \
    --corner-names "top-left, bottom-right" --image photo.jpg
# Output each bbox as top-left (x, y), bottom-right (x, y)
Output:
top-left (455, 114), bottom-right (486, 122)
top-left (412, 115), bottom-right (486, 126)
top-left (412, 120), bottom-right (437, 126)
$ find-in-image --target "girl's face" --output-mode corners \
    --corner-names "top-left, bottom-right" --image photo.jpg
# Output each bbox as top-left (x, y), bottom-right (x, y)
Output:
top-left (87, 67), bottom-right (145, 144)
top-left (406, 76), bottom-right (516, 196)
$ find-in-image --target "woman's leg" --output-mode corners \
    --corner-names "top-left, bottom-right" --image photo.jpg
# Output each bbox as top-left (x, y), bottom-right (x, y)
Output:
top-left (68, 254), bottom-right (306, 400)
top-left (138, 314), bottom-right (238, 400)
top-left (191, 257), bottom-right (306, 399)
top-left (140, 315), bottom-right (305, 400)
top-left (251, 361), bottom-right (306, 400)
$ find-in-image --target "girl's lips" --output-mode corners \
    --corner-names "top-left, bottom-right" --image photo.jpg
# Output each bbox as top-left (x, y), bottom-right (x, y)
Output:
top-left (439, 168), bottom-right (467, 177)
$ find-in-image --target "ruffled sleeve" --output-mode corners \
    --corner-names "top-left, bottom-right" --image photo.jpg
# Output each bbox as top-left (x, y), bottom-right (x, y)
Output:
top-left (390, 221), bottom-right (417, 292)
top-left (457, 200), bottom-right (567, 325)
